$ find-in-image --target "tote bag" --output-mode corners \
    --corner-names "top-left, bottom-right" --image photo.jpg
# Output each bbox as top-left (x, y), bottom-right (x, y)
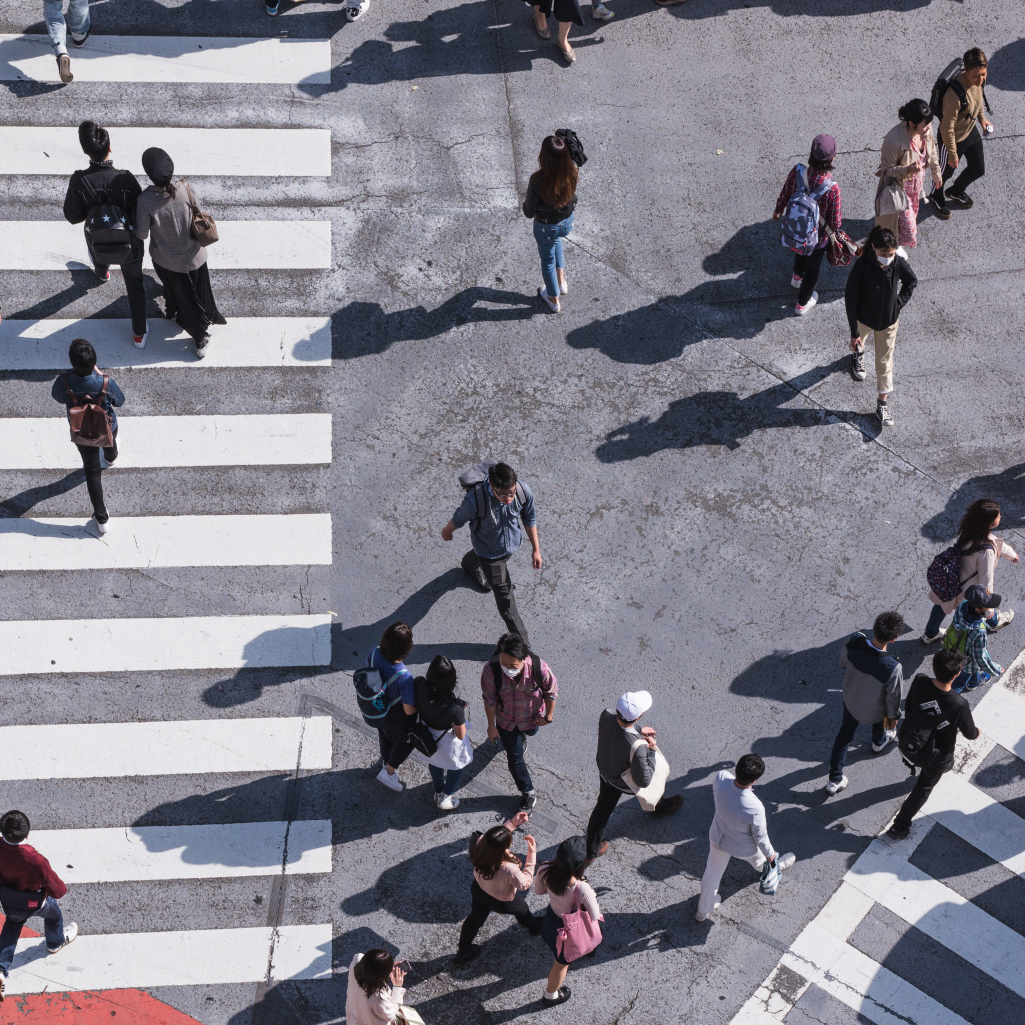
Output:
top-left (428, 723), bottom-right (473, 771)
top-left (621, 735), bottom-right (670, 812)
top-left (555, 886), bottom-right (604, 962)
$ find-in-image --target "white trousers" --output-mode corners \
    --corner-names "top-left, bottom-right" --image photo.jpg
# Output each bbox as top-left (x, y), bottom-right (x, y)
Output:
top-left (698, 842), bottom-right (765, 915)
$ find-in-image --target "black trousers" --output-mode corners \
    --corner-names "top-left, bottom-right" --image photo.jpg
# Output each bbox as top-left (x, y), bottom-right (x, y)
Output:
top-left (377, 710), bottom-right (415, 770)
top-left (586, 777), bottom-right (627, 857)
top-left (462, 550), bottom-right (529, 644)
top-left (935, 126), bottom-right (985, 207)
top-left (894, 765), bottom-right (946, 829)
top-left (76, 430), bottom-right (118, 523)
top-left (457, 879), bottom-right (540, 950)
top-left (154, 260), bottom-right (226, 344)
top-left (793, 246), bottom-right (826, 305)
top-left (92, 240), bottom-right (147, 336)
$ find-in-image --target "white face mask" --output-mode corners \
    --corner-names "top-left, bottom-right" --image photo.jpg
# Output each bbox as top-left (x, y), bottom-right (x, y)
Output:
top-left (877, 254), bottom-right (895, 267)
top-left (500, 664), bottom-right (521, 678)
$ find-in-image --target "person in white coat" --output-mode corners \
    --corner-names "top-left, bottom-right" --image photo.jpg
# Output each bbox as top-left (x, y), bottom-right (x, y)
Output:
top-left (346, 950), bottom-right (405, 1025)
top-left (696, 754), bottom-right (795, 922)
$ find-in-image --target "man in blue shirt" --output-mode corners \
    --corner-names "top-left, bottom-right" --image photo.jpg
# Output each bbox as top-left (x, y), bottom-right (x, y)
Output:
top-left (51, 338), bottom-right (124, 534)
top-left (441, 462), bottom-right (541, 645)
top-left (365, 622), bottom-right (419, 792)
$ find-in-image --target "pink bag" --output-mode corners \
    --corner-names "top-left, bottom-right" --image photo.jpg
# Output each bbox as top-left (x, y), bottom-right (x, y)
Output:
top-left (555, 886), bottom-right (604, 962)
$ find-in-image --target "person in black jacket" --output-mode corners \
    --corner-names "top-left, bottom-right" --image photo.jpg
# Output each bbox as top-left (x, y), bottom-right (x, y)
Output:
top-left (63, 122), bottom-right (149, 349)
top-left (887, 648), bottom-right (978, 840)
top-left (844, 225), bottom-right (917, 428)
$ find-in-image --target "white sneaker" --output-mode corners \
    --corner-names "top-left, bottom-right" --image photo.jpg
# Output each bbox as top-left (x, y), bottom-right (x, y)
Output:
top-left (0, 973), bottom-right (5, 1001)
top-left (921, 628), bottom-right (946, 644)
top-left (346, 0), bottom-right (371, 19)
top-left (437, 793), bottom-right (459, 811)
top-left (776, 853), bottom-right (796, 871)
top-left (376, 766), bottom-right (403, 792)
top-left (133, 323), bottom-right (148, 349)
top-left (795, 291), bottom-right (818, 316)
top-left (694, 896), bottom-right (720, 922)
top-left (538, 286), bottom-right (560, 313)
top-left (47, 922), bottom-right (78, 954)
top-left (592, 2), bottom-right (615, 20)
top-left (88, 517), bottom-right (109, 535)
top-left (872, 729), bottom-right (897, 754)
top-left (896, 246), bottom-right (908, 260)
top-left (558, 274), bottom-right (569, 295)
top-left (989, 609), bottom-right (1015, 631)
top-left (824, 775), bottom-right (848, 796)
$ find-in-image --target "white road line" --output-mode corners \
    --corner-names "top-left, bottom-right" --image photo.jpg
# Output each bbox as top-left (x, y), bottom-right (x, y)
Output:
top-left (0, 35), bottom-right (331, 84)
top-left (971, 681), bottom-right (1025, 759)
top-left (4, 923), bottom-right (332, 994)
top-left (0, 317), bottom-right (331, 369)
top-left (0, 613), bottom-right (332, 674)
top-left (29, 821), bottom-right (332, 882)
top-left (0, 716), bottom-right (333, 779)
top-left (0, 221), bottom-right (331, 271)
top-left (0, 514), bottom-right (332, 571)
top-left (0, 414), bottom-right (332, 469)
top-left (0, 127), bottom-right (332, 177)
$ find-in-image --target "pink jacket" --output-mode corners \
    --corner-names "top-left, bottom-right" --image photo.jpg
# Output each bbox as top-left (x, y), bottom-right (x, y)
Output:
top-left (474, 850), bottom-right (536, 902)
top-left (345, 954), bottom-right (405, 1025)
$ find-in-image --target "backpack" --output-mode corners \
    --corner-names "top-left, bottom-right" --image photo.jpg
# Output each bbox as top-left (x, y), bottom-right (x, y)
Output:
top-left (930, 58), bottom-right (993, 121)
top-left (941, 619), bottom-right (974, 655)
top-left (62, 373), bottom-right (114, 448)
top-left (780, 165), bottom-right (834, 255)
top-left (488, 649), bottom-right (546, 712)
top-left (459, 460), bottom-right (526, 535)
top-left (926, 545), bottom-right (963, 602)
top-left (407, 677), bottom-right (451, 759)
top-left (353, 647), bottom-right (403, 726)
top-left (84, 189), bottom-right (136, 265)
top-left (897, 678), bottom-right (941, 773)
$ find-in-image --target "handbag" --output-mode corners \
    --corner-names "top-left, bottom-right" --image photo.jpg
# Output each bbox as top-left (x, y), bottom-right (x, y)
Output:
top-left (182, 180), bottom-right (219, 246)
top-left (759, 858), bottom-right (781, 895)
top-left (621, 735), bottom-right (670, 812)
top-left (875, 176), bottom-right (909, 218)
top-left (0, 886), bottom-right (46, 922)
top-left (823, 224), bottom-right (862, 268)
top-left (555, 886), bottom-right (603, 962)
top-left (397, 1007), bottom-right (426, 1025)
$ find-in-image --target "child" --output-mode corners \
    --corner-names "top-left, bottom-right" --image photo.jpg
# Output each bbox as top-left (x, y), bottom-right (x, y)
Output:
top-left (943, 584), bottom-right (1004, 692)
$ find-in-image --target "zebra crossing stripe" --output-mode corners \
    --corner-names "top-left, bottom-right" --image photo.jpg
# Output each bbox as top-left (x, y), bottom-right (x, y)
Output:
top-left (971, 681), bottom-right (1025, 759)
top-left (0, 613), bottom-right (332, 674)
top-left (0, 414), bottom-right (332, 469)
top-left (0, 716), bottom-right (333, 779)
top-left (0, 317), bottom-right (332, 369)
top-left (0, 220), bottom-right (331, 271)
top-left (29, 821), bottom-right (332, 882)
top-left (0, 35), bottom-right (331, 84)
top-left (4, 923), bottom-right (332, 994)
top-left (0, 127), bottom-right (332, 177)
top-left (0, 514), bottom-right (332, 570)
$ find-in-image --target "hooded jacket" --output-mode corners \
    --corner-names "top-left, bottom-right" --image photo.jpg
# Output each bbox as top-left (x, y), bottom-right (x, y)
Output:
top-left (840, 631), bottom-right (905, 724)
top-left (845, 251), bottom-right (917, 335)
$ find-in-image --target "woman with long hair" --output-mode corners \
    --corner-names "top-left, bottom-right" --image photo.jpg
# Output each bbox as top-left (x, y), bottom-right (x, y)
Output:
top-left (924, 498), bottom-right (1018, 641)
top-left (418, 655), bottom-right (473, 811)
top-left (135, 147), bottom-right (226, 359)
top-left (453, 811), bottom-right (541, 965)
top-left (345, 949), bottom-right (406, 1025)
top-left (523, 135), bottom-right (579, 313)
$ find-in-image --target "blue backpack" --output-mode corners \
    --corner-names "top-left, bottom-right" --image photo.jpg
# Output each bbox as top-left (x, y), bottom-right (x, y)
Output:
top-left (353, 647), bottom-right (403, 725)
top-left (781, 165), bottom-right (833, 255)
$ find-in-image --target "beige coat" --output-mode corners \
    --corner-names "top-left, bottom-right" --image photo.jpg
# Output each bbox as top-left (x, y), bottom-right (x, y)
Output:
top-left (928, 535), bottom-right (1019, 613)
top-left (874, 122), bottom-right (941, 236)
top-left (345, 954), bottom-right (405, 1025)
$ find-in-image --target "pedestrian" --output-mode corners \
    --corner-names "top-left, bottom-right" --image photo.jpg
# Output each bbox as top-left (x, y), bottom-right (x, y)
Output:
top-left (365, 623), bottom-right (418, 793)
top-left (590, 0), bottom-right (614, 22)
top-left (50, 338), bottom-right (124, 534)
top-left (773, 133), bottom-right (843, 316)
top-left (585, 691), bottom-right (682, 861)
top-left (534, 835), bottom-right (603, 1007)
top-left (345, 950), bottom-right (406, 1025)
top-left (481, 633), bottom-right (557, 813)
top-left (931, 48), bottom-right (992, 220)
top-left (43, 0), bottom-right (90, 84)
top-left (417, 655), bottom-right (473, 811)
top-left (453, 811), bottom-right (540, 965)
top-left (886, 648), bottom-right (978, 841)
top-left (0, 810), bottom-right (78, 1000)
top-left (923, 498), bottom-right (1017, 643)
top-left (63, 122), bottom-right (148, 348)
top-left (844, 225), bottom-right (917, 427)
top-left (531, 2), bottom-right (584, 64)
top-left (695, 755), bottom-right (795, 922)
top-left (824, 611), bottom-right (906, 797)
top-left (523, 136), bottom-right (578, 310)
top-left (942, 585), bottom-right (1005, 693)
top-left (875, 99), bottom-right (943, 249)
top-left (135, 148), bottom-right (226, 359)
top-left (442, 461), bottom-right (540, 642)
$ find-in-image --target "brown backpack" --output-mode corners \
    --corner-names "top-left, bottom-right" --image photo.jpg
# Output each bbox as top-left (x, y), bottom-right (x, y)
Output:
top-left (63, 373), bottom-right (114, 448)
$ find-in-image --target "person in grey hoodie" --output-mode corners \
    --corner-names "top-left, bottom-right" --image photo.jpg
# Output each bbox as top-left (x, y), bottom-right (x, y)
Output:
top-left (825, 611), bottom-right (906, 796)
top-left (584, 691), bottom-right (682, 860)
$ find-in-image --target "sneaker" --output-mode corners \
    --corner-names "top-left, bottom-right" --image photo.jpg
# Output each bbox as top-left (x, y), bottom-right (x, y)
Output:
top-left (877, 401), bottom-right (894, 427)
top-left (195, 334), bottom-right (211, 360)
top-left (133, 324), bottom-right (148, 349)
top-left (520, 791), bottom-right (537, 813)
top-left (72, 30), bottom-right (90, 48)
top-left (95, 268), bottom-right (110, 283)
top-left (850, 345), bottom-right (866, 381)
top-left (538, 286), bottom-right (560, 312)
top-left (776, 852), bottom-right (796, 871)
top-left (453, 944), bottom-right (482, 966)
top-left (931, 192), bottom-right (951, 219)
top-left (921, 628), bottom-right (946, 644)
top-left (945, 189), bottom-right (973, 209)
top-left (57, 54), bottom-right (73, 84)
top-left (437, 793), bottom-right (459, 811)
top-left (1, 973), bottom-right (6, 1001)
top-left (46, 922), bottom-right (78, 954)
top-left (872, 729), bottom-right (897, 754)
top-left (88, 517), bottom-right (109, 535)
top-left (695, 896), bottom-right (720, 922)
top-left (651, 794), bottom-right (683, 815)
top-left (376, 766), bottom-right (404, 792)
top-left (592, 2), bottom-right (615, 20)
top-left (790, 273), bottom-right (802, 289)
top-left (795, 291), bottom-right (818, 316)
top-left (542, 986), bottom-right (572, 1006)
top-left (585, 840), bottom-right (609, 864)
top-left (558, 273), bottom-right (569, 295)
top-left (346, 0), bottom-right (371, 20)
top-left (886, 821), bottom-right (910, 841)
top-left (824, 775), bottom-right (848, 796)
top-left (265, 1), bottom-right (280, 13)
top-left (987, 609), bottom-right (1014, 632)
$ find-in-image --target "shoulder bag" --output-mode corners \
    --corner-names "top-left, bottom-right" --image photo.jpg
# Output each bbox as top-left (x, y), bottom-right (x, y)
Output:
top-left (182, 180), bottom-right (219, 246)
top-left (823, 224), bottom-right (862, 268)
top-left (397, 1007), bottom-right (426, 1025)
top-left (555, 885), bottom-right (603, 962)
top-left (621, 734), bottom-right (670, 812)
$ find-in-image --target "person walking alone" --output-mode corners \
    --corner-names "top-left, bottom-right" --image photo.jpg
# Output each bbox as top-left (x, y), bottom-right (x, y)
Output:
top-left (345, 950), bottom-right (406, 1025)
top-left (43, 0), bottom-right (91, 84)
top-left (844, 226), bottom-right (917, 427)
top-left (135, 148), bottom-right (226, 359)
top-left (696, 755), bottom-right (795, 922)
top-left (50, 338), bottom-right (124, 534)
top-left (0, 810), bottom-right (78, 1000)
top-left (523, 136), bottom-right (579, 311)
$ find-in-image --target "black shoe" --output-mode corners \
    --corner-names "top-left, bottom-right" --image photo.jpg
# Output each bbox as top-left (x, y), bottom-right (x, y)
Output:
top-left (520, 791), bottom-right (537, 812)
top-left (930, 191), bottom-right (951, 219)
top-left (72, 30), bottom-right (90, 48)
top-left (453, 944), bottom-right (482, 966)
top-left (527, 914), bottom-right (544, 936)
top-left (886, 822), bottom-right (910, 841)
top-left (651, 794), bottom-right (683, 815)
top-left (464, 564), bottom-right (490, 591)
top-left (542, 986), bottom-right (572, 1006)
top-left (945, 189), bottom-right (973, 209)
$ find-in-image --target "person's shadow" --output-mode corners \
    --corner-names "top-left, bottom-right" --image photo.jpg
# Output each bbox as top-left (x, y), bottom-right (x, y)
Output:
top-left (920, 463), bottom-right (1025, 543)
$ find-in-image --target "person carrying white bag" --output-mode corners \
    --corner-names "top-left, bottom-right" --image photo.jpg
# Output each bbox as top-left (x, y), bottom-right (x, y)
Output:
top-left (415, 656), bottom-right (475, 812)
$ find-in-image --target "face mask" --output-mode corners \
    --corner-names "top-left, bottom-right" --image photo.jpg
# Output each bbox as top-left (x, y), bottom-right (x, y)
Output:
top-left (877, 254), bottom-right (895, 267)
top-left (500, 664), bottom-right (521, 678)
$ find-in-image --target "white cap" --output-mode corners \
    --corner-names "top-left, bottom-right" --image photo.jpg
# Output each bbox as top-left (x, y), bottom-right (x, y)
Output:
top-left (616, 691), bottom-right (652, 721)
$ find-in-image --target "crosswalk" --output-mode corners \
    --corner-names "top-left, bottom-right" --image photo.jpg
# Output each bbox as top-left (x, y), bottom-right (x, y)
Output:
top-left (731, 658), bottom-right (1025, 1025)
top-left (0, 21), bottom-right (338, 1016)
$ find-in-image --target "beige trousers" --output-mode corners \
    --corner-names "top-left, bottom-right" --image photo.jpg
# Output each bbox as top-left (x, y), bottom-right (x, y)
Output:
top-left (856, 319), bottom-right (899, 395)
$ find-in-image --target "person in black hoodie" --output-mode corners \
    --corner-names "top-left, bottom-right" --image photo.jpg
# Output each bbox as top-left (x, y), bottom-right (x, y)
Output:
top-left (63, 122), bottom-right (149, 349)
top-left (887, 648), bottom-right (978, 840)
top-left (844, 226), bottom-right (917, 428)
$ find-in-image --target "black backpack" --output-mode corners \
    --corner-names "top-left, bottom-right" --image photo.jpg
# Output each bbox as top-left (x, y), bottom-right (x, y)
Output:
top-left (84, 189), bottom-right (136, 265)
top-left (352, 647), bottom-right (403, 726)
top-left (897, 676), bottom-right (940, 775)
top-left (489, 650), bottom-right (546, 712)
top-left (930, 58), bottom-right (992, 121)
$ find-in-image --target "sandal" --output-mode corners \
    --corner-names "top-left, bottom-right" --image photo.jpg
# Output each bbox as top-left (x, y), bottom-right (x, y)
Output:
top-left (532, 11), bottom-right (550, 39)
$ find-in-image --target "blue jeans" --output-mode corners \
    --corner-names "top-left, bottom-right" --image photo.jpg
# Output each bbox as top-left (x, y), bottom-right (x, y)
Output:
top-left (44, 0), bottom-right (91, 56)
top-left (953, 669), bottom-right (983, 693)
top-left (496, 724), bottom-right (537, 794)
top-left (428, 763), bottom-right (464, 795)
top-left (0, 895), bottom-right (65, 977)
top-left (828, 704), bottom-right (886, 783)
top-left (925, 603), bottom-right (997, 639)
top-left (533, 214), bottom-right (574, 299)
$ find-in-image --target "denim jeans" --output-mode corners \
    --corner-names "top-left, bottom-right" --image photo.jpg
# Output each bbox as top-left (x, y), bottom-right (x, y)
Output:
top-left (0, 895), bottom-right (65, 977)
top-left (828, 703), bottom-right (886, 782)
top-left (44, 0), bottom-right (91, 56)
top-left (428, 764), bottom-right (464, 795)
top-left (953, 669), bottom-right (981, 693)
top-left (533, 214), bottom-right (574, 299)
top-left (496, 724), bottom-right (537, 794)
top-left (77, 429), bottom-right (118, 524)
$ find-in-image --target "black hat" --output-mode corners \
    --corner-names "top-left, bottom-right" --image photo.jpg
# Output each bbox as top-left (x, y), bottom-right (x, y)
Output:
top-left (964, 584), bottom-right (1001, 609)
top-left (142, 147), bottom-right (174, 187)
top-left (556, 836), bottom-right (587, 875)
